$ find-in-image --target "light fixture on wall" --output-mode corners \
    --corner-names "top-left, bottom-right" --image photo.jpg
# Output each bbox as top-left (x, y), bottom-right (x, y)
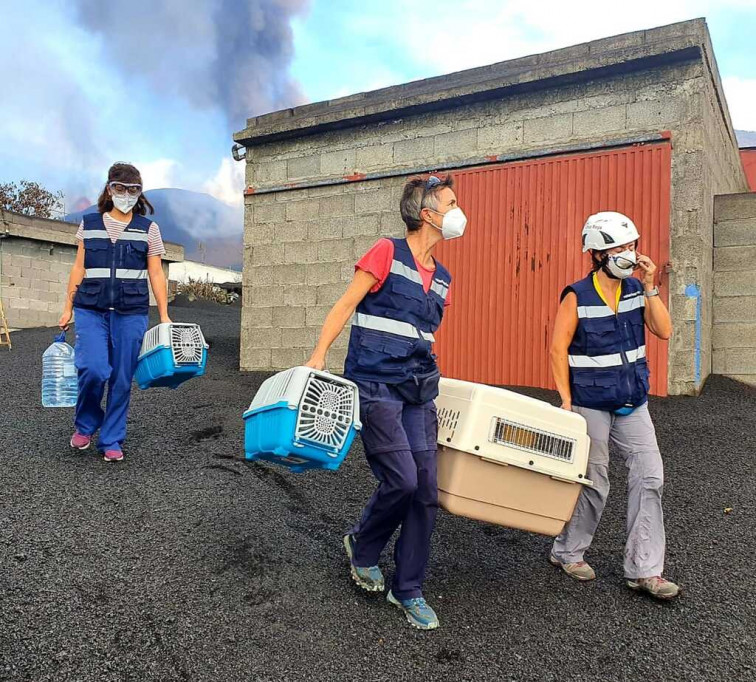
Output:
top-left (231, 144), bottom-right (247, 162)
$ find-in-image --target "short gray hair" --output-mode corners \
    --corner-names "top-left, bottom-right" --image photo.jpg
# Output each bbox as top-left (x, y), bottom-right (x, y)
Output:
top-left (399, 175), bottom-right (454, 232)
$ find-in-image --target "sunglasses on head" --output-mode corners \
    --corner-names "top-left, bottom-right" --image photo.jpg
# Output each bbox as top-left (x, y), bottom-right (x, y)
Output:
top-left (109, 182), bottom-right (142, 197)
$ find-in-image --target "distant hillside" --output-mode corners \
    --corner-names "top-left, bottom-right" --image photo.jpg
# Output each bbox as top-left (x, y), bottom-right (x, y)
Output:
top-left (65, 188), bottom-right (243, 270)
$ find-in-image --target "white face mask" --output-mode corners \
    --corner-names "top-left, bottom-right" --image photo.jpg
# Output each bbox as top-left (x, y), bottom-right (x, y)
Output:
top-left (604, 249), bottom-right (637, 279)
top-left (111, 193), bottom-right (139, 214)
top-left (429, 207), bottom-right (468, 240)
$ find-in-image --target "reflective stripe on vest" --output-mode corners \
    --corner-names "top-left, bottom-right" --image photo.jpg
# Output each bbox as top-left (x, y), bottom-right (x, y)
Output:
top-left (353, 312), bottom-right (436, 342)
top-left (390, 259), bottom-right (423, 285)
top-left (578, 295), bottom-right (644, 319)
top-left (85, 268), bottom-right (148, 280)
top-left (569, 345), bottom-right (646, 368)
top-left (81, 229), bottom-right (150, 243)
top-left (430, 279), bottom-right (449, 301)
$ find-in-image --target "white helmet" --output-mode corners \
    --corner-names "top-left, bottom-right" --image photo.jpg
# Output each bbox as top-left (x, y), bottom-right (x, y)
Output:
top-left (581, 212), bottom-right (640, 252)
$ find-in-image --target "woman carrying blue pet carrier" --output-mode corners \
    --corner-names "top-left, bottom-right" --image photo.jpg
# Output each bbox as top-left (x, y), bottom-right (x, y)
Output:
top-left (58, 163), bottom-right (170, 463)
top-left (306, 174), bottom-right (467, 630)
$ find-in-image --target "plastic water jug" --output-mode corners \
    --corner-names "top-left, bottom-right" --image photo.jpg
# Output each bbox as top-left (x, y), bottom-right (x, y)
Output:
top-left (42, 331), bottom-right (78, 407)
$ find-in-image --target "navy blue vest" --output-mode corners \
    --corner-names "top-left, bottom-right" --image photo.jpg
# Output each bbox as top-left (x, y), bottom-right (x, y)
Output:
top-left (566, 274), bottom-right (650, 411)
top-left (344, 238), bottom-right (451, 384)
top-left (72, 213), bottom-right (151, 315)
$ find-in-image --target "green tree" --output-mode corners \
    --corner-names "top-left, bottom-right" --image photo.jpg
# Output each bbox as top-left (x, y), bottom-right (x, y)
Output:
top-left (0, 180), bottom-right (65, 218)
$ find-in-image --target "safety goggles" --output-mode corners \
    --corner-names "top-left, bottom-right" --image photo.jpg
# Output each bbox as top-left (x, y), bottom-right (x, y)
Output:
top-left (109, 182), bottom-right (142, 197)
top-left (610, 254), bottom-right (639, 270)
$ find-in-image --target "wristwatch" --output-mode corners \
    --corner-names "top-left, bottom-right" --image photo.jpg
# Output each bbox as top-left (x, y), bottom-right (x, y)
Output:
top-left (644, 286), bottom-right (660, 298)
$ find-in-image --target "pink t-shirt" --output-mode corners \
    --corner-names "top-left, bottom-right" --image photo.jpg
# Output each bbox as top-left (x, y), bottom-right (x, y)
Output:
top-left (76, 212), bottom-right (166, 257)
top-left (355, 238), bottom-right (451, 305)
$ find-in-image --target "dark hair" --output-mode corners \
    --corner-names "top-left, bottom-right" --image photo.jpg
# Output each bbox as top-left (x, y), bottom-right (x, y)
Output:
top-left (399, 174), bottom-right (454, 232)
top-left (96, 162), bottom-right (154, 215)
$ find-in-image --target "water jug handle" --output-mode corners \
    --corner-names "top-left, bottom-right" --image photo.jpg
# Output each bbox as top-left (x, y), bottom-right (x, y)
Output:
top-left (54, 331), bottom-right (66, 343)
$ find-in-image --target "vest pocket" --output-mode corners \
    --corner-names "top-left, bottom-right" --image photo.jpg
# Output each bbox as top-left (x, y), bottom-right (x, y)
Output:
top-left (357, 331), bottom-right (415, 374)
top-left (635, 361), bottom-right (651, 393)
top-left (571, 370), bottom-right (618, 405)
top-left (390, 280), bottom-right (425, 313)
top-left (584, 317), bottom-right (618, 353)
top-left (74, 280), bottom-right (102, 307)
top-left (120, 281), bottom-right (149, 307)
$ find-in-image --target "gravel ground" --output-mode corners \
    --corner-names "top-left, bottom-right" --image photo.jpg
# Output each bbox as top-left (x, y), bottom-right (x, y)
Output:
top-left (1, 298), bottom-right (754, 682)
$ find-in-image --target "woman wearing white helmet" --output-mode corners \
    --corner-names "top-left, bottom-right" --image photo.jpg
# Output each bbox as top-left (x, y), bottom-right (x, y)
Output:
top-left (549, 211), bottom-right (679, 600)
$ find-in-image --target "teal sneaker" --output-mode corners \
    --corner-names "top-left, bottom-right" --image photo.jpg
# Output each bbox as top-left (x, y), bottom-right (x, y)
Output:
top-left (343, 535), bottom-right (384, 592)
top-left (387, 590), bottom-right (439, 630)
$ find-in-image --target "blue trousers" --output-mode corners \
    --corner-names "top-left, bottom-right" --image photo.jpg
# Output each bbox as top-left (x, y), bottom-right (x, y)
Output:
top-left (73, 307), bottom-right (148, 451)
top-left (350, 380), bottom-right (439, 601)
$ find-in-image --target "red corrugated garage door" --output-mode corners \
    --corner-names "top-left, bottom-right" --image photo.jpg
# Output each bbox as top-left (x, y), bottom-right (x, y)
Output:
top-left (434, 142), bottom-right (671, 396)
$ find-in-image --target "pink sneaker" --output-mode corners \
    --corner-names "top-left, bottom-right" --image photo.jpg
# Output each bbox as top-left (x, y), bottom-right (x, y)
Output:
top-left (70, 432), bottom-right (91, 450)
top-left (103, 449), bottom-right (124, 462)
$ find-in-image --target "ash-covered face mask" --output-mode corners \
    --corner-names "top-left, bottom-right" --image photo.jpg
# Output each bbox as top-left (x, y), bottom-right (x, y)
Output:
top-left (604, 249), bottom-right (637, 279)
top-left (109, 182), bottom-right (141, 214)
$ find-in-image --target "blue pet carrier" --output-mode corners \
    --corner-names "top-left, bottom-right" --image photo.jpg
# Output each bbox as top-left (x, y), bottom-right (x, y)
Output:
top-left (135, 323), bottom-right (208, 390)
top-left (243, 367), bottom-right (361, 473)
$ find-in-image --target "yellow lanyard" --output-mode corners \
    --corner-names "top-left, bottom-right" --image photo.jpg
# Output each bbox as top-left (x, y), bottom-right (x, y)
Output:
top-left (592, 272), bottom-right (621, 314)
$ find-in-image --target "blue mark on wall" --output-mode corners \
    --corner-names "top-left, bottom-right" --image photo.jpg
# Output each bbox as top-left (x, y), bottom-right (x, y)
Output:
top-left (684, 284), bottom-right (702, 387)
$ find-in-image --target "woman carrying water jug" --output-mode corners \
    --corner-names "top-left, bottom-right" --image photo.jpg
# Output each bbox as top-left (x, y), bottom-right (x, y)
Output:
top-left (549, 211), bottom-right (679, 600)
top-left (58, 163), bottom-right (170, 462)
top-left (305, 174), bottom-right (467, 630)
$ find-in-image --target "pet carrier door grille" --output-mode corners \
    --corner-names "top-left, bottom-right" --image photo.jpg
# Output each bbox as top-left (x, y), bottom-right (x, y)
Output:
top-left (170, 326), bottom-right (205, 365)
top-left (489, 417), bottom-right (575, 463)
top-left (295, 375), bottom-right (356, 454)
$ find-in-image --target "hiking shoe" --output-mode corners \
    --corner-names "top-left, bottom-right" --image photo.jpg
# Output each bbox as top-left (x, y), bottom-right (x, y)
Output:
top-left (387, 590), bottom-right (439, 630)
top-left (343, 534), bottom-right (384, 592)
top-left (627, 576), bottom-right (680, 600)
top-left (549, 553), bottom-right (596, 581)
top-left (70, 432), bottom-right (91, 450)
top-left (103, 449), bottom-right (124, 462)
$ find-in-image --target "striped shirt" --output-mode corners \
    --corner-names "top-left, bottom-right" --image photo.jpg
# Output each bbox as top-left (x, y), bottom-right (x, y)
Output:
top-left (76, 213), bottom-right (166, 257)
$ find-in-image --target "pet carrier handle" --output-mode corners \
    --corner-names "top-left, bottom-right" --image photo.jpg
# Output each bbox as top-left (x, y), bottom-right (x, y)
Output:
top-left (481, 456), bottom-right (510, 467)
top-left (54, 331), bottom-right (66, 343)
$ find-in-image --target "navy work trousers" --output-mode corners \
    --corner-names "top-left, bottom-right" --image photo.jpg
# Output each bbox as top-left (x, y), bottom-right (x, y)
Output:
top-left (349, 380), bottom-right (439, 601)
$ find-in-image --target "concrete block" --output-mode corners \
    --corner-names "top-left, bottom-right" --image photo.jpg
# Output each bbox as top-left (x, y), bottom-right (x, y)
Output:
top-left (28, 299), bottom-right (48, 312)
top-left (343, 214), bottom-right (380, 238)
top-left (306, 262), bottom-right (342, 286)
top-left (240, 347), bottom-right (272, 371)
top-left (321, 149), bottom-right (356, 176)
top-left (712, 349), bottom-right (726, 374)
top-left (626, 98), bottom-right (687, 129)
top-left (255, 203), bottom-right (286, 224)
top-left (393, 137), bottom-right (434, 164)
top-left (714, 270), bottom-right (756, 297)
top-left (318, 239), bottom-right (353, 263)
top-left (353, 236), bottom-right (379, 259)
top-left (573, 105), bottom-right (626, 137)
top-left (478, 123), bottom-right (523, 151)
top-left (252, 243), bottom-right (285, 266)
top-left (523, 114), bottom-right (573, 144)
top-left (713, 296), bottom-right (756, 323)
top-left (434, 129), bottom-right (478, 157)
top-left (2, 265), bottom-right (22, 279)
top-left (253, 160), bottom-right (287, 185)
top-left (714, 219), bottom-right (756, 247)
top-left (588, 31), bottom-right (645, 54)
top-left (714, 246), bottom-right (756, 273)
top-left (319, 194), bottom-right (355, 219)
top-left (308, 185), bottom-right (345, 198)
top-left (723, 348), bottom-right (756, 374)
top-left (241, 306), bottom-right (272, 328)
top-left (316, 282), bottom-right (347, 306)
top-left (242, 326), bottom-right (282, 349)
top-left (272, 306), bottom-right (306, 328)
top-left (287, 155), bottom-right (321, 180)
top-left (271, 347), bottom-right (307, 369)
top-left (308, 219), bottom-right (343, 241)
top-left (10, 254), bottom-right (31, 269)
top-left (380, 212), bottom-right (405, 237)
top-left (341, 262), bottom-right (356, 282)
top-left (284, 285), bottom-right (317, 307)
top-left (244, 222), bottom-right (274, 246)
top-left (356, 144), bottom-right (394, 169)
top-left (306, 305), bottom-right (332, 327)
top-left (712, 322), bottom-right (756, 349)
top-left (355, 188), bottom-right (393, 214)
top-left (275, 220), bottom-right (309, 243)
top-left (286, 199), bottom-right (319, 222)
top-left (714, 194), bottom-right (756, 222)
top-left (284, 326), bottom-right (317, 349)
top-left (327, 347), bottom-right (347, 371)
top-left (285, 241), bottom-right (319, 264)
top-left (244, 285), bottom-right (285, 307)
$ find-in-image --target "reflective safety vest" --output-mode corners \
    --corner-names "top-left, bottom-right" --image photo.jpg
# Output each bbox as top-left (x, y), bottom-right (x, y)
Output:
top-left (344, 238), bottom-right (451, 384)
top-left (72, 213), bottom-right (151, 315)
top-left (567, 274), bottom-right (650, 411)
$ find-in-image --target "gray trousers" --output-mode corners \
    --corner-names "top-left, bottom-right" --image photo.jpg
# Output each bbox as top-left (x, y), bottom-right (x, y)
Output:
top-left (551, 403), bottom-right (666, 579)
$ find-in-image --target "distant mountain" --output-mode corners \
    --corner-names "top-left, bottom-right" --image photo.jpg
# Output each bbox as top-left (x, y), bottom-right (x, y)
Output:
top-left (736, 130), bottom-right (756, 148)
top-left (64, 188), bottom-right (243, 270)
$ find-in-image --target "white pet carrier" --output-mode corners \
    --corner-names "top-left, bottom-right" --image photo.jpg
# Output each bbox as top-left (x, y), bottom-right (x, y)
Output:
top-left (435, 378), bottom-right (592, 536)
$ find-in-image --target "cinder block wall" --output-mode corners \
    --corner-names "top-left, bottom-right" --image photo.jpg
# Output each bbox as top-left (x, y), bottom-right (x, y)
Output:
top-left (241, 22), bottom-right (747, 394)
top-left (712, 193), bottom-right (756, 386)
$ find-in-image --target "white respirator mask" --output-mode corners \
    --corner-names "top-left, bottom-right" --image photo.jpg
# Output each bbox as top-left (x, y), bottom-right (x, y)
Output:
top-left (604, 249), bottom-right (637, 279)
top-left (111, 193), bottom-right (139, 214)
top-left (429, 207), bottom-right (468, 240)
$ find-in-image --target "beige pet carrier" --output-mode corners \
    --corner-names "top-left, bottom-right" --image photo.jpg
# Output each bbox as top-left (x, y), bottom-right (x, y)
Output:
top-left (436, 378), bottom-right (592, 536)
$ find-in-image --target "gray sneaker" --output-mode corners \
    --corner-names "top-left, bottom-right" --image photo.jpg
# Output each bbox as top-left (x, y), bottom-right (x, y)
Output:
top-left (627, 576), bottom-right (680, 600)
top-left (343, 535), bottom-right (384, 592)
top-left (549, 553), bottom-right (596, 581)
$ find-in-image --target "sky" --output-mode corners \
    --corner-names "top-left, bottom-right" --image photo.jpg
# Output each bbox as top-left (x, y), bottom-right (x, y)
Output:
top-left (1, 0), bottom-right (754, 225)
